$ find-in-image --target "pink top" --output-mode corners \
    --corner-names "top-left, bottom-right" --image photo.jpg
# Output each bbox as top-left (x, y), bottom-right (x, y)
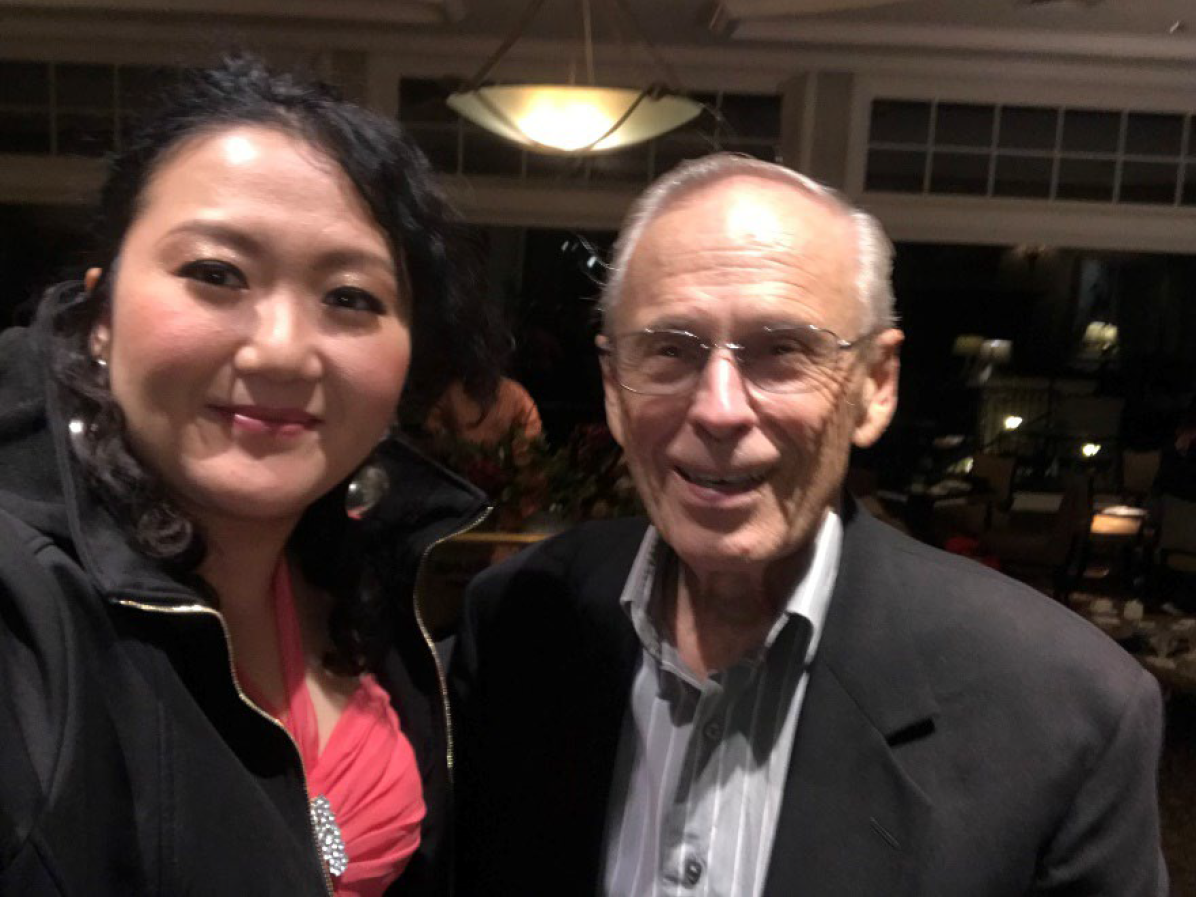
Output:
top-left (244, 562), bottom-right (426, 897)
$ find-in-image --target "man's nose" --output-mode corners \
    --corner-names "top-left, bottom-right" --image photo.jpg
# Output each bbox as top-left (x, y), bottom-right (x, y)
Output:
top-left (687, 348), bottom-right (756, 437)
top-left (234, 293), bottom-right (323, 381)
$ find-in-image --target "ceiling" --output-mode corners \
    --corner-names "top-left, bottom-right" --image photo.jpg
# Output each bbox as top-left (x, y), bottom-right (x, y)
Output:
top-left (3, 0), bottom-right (1193, 62)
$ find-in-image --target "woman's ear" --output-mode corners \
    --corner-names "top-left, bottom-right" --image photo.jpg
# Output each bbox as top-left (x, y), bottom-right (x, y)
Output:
top-left (86, 268), bottom-right (112, 363)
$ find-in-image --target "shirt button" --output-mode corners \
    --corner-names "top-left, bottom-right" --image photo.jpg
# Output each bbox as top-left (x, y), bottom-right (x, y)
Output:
top-left (683, 857), bottom-right (704, 886)
top-left (703, 721), bottom-right (722, 740)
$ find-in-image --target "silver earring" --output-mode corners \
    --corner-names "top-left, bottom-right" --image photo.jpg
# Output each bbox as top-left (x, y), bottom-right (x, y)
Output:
top-left (345, 461), bottom-right (389, 520)
top-left (95, 357), bottom-right (108, 369)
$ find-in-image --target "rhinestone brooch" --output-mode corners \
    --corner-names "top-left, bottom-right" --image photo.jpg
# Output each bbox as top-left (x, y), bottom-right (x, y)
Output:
top-left (310, 795), bottom-right (349, 878)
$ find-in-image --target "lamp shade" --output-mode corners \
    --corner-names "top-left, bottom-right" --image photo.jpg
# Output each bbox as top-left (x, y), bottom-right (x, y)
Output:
top-left (447, 84), bottom-right (702, 155)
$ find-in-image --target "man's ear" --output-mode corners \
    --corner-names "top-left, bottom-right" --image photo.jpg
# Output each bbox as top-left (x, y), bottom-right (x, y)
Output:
top-left (596, 335), bottom-right (626, 448)
top-left (852, 328), bottom-right (902, 449)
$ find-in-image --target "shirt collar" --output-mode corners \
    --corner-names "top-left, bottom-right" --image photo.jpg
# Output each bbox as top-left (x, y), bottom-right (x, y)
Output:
top-left (619, 509), bottom-right (842, 670)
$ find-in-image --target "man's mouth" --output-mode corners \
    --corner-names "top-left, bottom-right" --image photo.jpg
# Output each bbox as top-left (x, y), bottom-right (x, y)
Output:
top-left (676, 467), bottom-right (768, 490)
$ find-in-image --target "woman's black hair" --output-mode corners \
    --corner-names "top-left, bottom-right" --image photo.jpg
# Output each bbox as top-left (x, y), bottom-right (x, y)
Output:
top-left (46, 53), bottom-right (505, 673)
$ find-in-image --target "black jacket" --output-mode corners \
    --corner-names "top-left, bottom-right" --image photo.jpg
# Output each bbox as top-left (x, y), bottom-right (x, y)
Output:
top-left (0, 317), bottom-right (488, 896)
top-left (451, 512), bottom-right (1167, 896)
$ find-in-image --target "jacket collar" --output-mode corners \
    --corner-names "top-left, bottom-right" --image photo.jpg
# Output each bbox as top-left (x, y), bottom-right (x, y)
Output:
top-left (0, 315), bottom-right (490, 609)
top-left (763, 498), bottom-right (939, 897)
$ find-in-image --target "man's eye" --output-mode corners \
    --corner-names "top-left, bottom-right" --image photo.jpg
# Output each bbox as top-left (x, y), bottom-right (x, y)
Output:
top-left (325, 287), bottom-right (386, 315)
top-left (767, 338), bottom-right (807, 356)
top-left (177, 260), bottom-right (247, 289)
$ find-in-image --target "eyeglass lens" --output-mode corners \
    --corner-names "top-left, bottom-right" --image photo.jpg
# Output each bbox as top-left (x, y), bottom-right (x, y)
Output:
top-left (616, 328), bottom-right (840, 395)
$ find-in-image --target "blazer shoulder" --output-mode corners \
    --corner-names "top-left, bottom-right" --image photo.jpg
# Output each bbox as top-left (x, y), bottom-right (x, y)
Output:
top-left (467, 517), bottom-right (649, 605)
top-left (859, 516), bottom-right (1147, 703)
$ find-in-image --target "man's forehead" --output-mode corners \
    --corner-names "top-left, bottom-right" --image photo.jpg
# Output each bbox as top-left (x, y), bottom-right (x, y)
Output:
top-left (621, 175), bottom-right (857, 316)
top-left (647, 174), bottom-right (848, 248)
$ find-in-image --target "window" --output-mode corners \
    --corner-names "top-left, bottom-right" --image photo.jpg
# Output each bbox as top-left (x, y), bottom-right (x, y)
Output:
top-left (0, 60), bottom-right (184, 157)
top-left (865, 98), bottom-right (1194, 207)
top-left (398, 78), bottom-right (780, 183)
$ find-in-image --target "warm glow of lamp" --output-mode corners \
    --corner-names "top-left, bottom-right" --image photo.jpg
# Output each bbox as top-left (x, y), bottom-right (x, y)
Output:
top-left (1081, 442), bottom-right (1102, 458)
top-left (447, 85), bottom-right (701, 154)
top-left (448, 0), bottom-right (703, 156)
top-left (1003, 415), bottom-right (1023, 431)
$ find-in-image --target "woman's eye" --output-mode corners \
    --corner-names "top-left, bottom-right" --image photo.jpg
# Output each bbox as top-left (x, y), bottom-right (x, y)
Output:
top-left (325, 287), bottom-right (386, 315)
top-left (177, 260), bottom-right (247, 290)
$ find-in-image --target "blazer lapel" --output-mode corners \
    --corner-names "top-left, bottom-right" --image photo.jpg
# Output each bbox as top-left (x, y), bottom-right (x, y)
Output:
top-left (764, 505), bottom-right (939, 897)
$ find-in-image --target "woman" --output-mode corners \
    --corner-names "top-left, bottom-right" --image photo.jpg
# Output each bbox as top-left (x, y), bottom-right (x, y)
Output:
top-left (0, 57), bottom-right (499, 896)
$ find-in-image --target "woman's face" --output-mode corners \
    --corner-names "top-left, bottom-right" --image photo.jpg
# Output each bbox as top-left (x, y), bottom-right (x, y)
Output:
top-left (90, 125), bottom-right (411, 531)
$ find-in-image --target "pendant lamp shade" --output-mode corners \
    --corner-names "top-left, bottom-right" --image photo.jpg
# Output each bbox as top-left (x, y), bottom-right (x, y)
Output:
top-left (447, 84), bottom-right (702, 155)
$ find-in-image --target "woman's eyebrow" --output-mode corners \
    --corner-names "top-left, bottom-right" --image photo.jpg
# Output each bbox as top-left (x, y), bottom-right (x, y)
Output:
top-left (311, 249), bottom-right (396, 279)
top-left (158, 220), bottom-right (264, 256)
top-left (158, 221), bottom-right (396, 278)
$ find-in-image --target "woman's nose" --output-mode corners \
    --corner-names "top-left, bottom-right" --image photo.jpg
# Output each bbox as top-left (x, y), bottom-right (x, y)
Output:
top-left (233, 293), bottom-right (322, 381)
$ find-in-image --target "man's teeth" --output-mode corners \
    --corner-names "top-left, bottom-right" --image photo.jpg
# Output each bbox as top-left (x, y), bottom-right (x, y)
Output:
top-left (681, 469), bottom-right (765, 488)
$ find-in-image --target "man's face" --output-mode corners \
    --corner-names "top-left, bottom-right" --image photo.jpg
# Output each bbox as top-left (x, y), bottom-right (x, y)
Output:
top-left (603, 175), bottom-right (902, 583)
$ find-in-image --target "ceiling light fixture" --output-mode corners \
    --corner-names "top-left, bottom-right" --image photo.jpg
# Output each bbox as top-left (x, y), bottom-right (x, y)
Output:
top-left (447, 0), bottom-right (702, 155)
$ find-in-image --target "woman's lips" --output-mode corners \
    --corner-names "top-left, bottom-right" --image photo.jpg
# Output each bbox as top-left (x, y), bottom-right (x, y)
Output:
top-left (210, 404), bottom-right (322, 436)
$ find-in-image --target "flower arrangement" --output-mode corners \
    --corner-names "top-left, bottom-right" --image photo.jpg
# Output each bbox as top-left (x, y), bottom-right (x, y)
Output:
top-left (424, 423), bottom-right (640, 532)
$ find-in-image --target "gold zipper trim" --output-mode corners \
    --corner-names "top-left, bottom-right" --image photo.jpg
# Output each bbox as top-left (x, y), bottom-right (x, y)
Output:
top-left (113, 599), bottom-right (335, 897)
top-left (411, 505), bottom-right (492, 782)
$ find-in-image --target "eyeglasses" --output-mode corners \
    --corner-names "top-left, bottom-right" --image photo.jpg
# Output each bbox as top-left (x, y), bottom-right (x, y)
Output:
top-left (599, 324), bottom-right (872, 396)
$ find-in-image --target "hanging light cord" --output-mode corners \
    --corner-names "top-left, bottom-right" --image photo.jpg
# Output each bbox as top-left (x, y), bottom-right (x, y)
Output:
top-left (464, 0), bottom-right (549, 91)
top-left (462, 0), bottom-right (686, 96)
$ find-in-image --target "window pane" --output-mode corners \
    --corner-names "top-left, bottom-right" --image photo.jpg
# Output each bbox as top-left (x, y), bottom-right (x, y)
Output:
top-left (57, 112), bottom-right (115, 156)
top-left (717, 93), bottom-right (780, 140)
top-left (1061, 109), bottom-right (1120, 154)
top-left (998, 106), bottom-right (1057, 150)
top-left (993, 155), bottom-right (1053, 198)
top-left (0, 62), bottom-right (50, 106)
top-left (1124, 113), bottom-right (1183, 157)
top-left (1118, 161), bottom-right (1179, 204)
top-left (0, 109), bottom-right (51, 153)
top-left (462, 126), bottom-right (523, 176)
top-left (864, 149), bottom-right (925, 192)
top-left (1056, 158), bottom-right (1115, 201)
top-left (934, 103), bottom-right (993, 148)
top-left (588, 144), bottom-right (650, 184)
top-left (399, 78), bottom-right (458, 125)
top-left (869, 100), bottom-right (930, 145)
top-left (407, 124), bottom-right (460, 174)
top-left (652, 135), bottom-right (714, 178)
top-left (118, 66), bottom-right (180, 112)
top-left (56, 64), bottom-right (114, 111)
top-left (1183, 164), bottom-right (1196, 205)
top-left (995, 155), bottom-right (1052, 199)
top-left (929, 151), bottom-right (989, 194)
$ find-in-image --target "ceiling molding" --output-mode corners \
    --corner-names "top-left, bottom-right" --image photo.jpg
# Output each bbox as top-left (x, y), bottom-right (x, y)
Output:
top-left (718, 0), bottom-right (901, 14)
top-left (0, 0), bottom-right (464, 25)
top-left (717, 16), bottom-right (1196, 62)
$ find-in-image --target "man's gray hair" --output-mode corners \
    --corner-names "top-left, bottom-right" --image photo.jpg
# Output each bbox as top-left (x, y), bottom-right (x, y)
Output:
top-left (600, 153), bottom-right (896, 336)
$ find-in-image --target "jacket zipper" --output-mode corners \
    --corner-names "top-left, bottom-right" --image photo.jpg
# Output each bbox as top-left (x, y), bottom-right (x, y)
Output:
top-left (113, 599), bottom-right (335, 897)
top-left (410, 506), bottom-right (492, 783)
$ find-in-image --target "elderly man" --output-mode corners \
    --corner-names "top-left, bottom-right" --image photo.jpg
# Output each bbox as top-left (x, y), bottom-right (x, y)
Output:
top-left (450, 155), bottom-right (1166, 896)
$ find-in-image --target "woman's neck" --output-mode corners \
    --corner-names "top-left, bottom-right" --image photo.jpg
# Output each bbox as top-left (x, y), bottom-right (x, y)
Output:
top-left (197, 514), bottom-right (298, 706)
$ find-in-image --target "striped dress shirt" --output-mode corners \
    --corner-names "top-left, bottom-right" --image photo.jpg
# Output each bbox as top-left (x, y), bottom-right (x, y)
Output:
top-left (602, 511), bottom-right (841, 897)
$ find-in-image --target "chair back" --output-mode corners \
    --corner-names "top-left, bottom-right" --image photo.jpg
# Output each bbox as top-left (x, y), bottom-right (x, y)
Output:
top-left (1159, 494), bottom-right (1196, 556)
top-left (971, 453), bottom-right (1016, 507)
top-left (1121, 449), bottom-right (1161, 499)
top-left (1054, 472), bottom-right (1094, 541)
